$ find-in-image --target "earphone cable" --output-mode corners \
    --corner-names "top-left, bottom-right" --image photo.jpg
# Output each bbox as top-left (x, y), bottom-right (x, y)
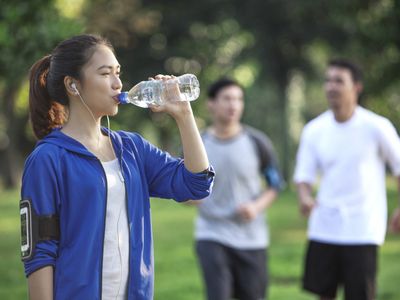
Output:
top-left (77, 92), bottom-right (100, 150)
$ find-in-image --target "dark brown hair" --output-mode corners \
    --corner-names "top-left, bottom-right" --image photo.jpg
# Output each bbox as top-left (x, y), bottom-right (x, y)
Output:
top-left (29, 34), bottom-right (113, 139)
top-left (328, 58), bottom-right (363, 83)
top-left (207, 77), bottom-right (243, 101)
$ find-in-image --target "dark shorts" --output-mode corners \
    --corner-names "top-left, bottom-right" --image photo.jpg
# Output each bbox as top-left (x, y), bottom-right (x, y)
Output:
top-left (303, 240), bottom-right (377, 300)
top-left (196, 240), bottom-right (268, 300)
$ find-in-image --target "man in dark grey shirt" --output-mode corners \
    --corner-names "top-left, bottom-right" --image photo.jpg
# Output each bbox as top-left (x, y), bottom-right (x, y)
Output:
top-left (195, 78), bottom-right (284, 300)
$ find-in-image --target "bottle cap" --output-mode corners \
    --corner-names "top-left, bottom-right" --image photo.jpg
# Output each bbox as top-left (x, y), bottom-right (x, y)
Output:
top-left (117, 92), bottom-right (129, 104)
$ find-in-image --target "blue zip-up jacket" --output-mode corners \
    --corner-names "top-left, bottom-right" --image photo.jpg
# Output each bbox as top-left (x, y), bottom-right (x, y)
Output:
top-left (21, 128), bottom-right (214, 299)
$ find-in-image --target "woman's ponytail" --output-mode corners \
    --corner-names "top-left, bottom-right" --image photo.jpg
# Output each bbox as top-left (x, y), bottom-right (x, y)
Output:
top-left (28, 35), bottom-right (113, 139)
top-left (29, 55), bottom-right (66, 139)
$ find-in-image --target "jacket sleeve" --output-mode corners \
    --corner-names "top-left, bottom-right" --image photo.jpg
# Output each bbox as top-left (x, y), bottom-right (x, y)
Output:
top-left (132, 133), bottom-right (214, 202)
top-left (21, 146), bottom-right (61, 277)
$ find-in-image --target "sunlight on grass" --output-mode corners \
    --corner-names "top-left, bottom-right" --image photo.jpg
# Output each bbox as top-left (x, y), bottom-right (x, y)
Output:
top-left (1, 188), bottom-right (399, 299)
top-left (274, 229), bottom-right (308, 242)
top-left (381, 238), bottom-right (400, 254)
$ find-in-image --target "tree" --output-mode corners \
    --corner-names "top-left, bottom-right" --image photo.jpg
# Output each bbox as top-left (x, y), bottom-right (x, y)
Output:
top-left (3, 0), bottom-right (399, 187)
top-left (0, 0), bottom-right (80, 188)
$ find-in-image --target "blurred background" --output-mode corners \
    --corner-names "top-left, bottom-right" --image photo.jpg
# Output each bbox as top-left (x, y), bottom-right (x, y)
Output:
top-left (1, 0), bottom-right (400, 299)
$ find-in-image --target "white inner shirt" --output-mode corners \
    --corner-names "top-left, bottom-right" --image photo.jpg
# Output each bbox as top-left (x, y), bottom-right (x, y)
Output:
top-left (101, 159), bottom-right (129, 299)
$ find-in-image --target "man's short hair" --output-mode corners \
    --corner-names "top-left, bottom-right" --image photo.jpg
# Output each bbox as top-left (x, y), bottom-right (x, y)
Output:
top-left (207, 78), bottom-right (243, 100)
top-left (328, 58), bottom-right (363, 83)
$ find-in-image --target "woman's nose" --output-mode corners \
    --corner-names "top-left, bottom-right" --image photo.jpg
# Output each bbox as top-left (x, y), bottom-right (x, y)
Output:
top-left (113, 77), bottom-right (122, 90)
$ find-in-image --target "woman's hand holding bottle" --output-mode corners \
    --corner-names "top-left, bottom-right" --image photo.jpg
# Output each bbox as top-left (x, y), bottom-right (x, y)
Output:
top-left (148, 74), bottom-right (193, 120)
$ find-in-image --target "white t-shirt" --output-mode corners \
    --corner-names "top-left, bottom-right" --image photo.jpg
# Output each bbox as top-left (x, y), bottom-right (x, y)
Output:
top-left (294, 106), bottom-right (400, 245)
top-left (101, 159), bottom-right (129, 299)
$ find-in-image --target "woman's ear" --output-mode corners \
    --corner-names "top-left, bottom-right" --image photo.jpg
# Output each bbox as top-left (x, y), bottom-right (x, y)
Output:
top-left (64, 76), bottom-right (79, 96)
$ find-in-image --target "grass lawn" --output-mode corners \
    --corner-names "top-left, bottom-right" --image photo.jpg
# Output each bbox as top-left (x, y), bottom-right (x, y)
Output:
top-left (1, 187), bottom-right (399, 299)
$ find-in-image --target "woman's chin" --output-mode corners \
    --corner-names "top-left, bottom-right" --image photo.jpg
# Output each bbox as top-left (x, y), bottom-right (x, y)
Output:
top-left (108, 106), bottom-right (119, 116)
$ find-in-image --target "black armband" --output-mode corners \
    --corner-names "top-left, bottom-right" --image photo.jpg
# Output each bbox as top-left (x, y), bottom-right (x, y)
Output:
top-left (20, 199), bottom-right (60, 261)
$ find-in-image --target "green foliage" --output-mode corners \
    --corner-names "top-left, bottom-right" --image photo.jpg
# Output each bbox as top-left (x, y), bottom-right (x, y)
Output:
top-left (0, 0), bottom-right (82, 187)
top-left (83, 0), bottom-right (400, 178)
top-left (84, 0), bottom-right (264, 153)
top-left (2, 0), bottom-right (400, 185)
top-left (0, 0), bottom-right (82, 84)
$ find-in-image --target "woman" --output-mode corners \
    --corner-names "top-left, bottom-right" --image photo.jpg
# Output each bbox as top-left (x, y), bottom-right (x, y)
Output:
top-left (21, 34), bottom-right (214, 299)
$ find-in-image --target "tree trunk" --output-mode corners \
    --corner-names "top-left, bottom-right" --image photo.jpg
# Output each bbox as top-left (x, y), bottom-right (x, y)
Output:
top-left (277, 76), bottom-right (290, 184)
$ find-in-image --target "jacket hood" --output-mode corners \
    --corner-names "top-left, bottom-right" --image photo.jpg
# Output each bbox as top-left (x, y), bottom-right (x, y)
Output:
top-left (37, 127), bottom-right (123, 158)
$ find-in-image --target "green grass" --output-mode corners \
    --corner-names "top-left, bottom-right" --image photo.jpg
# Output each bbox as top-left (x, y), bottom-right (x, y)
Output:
top-left (1, 188), bottom-right (400, 299)
top-left (0, 189), bottom-right (28, 299)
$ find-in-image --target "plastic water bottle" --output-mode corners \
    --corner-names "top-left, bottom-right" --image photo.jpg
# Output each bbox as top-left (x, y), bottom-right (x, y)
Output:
top-left (117, 74), bottom-right (200, 108)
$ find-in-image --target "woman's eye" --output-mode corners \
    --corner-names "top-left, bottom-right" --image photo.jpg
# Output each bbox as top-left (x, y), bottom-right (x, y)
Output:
top-left (101, 73), bottom-right (110, 76)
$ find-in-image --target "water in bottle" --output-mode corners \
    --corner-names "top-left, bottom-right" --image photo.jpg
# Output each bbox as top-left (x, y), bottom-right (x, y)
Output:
top-left (117, 74), bottom-right (200, 108)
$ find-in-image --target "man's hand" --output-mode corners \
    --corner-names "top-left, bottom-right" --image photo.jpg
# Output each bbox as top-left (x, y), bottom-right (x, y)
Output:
top-left (237, 202), bottom-right (259, 222)
top-left (296, 182), bottom-right (315, 217)
top-left (389, 207), bottom-right (400, 233)
top-left (299, 196), bottom-right (315, 217)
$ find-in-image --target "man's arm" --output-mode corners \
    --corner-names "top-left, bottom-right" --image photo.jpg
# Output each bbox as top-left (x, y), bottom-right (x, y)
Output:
top-left (237, 128), bottom-right (284, 222)
top-left (237, 188), bottom-right (278, 222)
top-left (28, 266), bottom-right (53, 300)
top-left (296, 182), bottom-right (315, 217)
top-left (389, 176), bottom-right (400, 233)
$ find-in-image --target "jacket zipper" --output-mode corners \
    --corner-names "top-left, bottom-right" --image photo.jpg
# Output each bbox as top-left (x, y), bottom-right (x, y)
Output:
top-left (117, 149), bottom-right (131, 297)
top-left (97, 159), bottom-right (108, 299)
top-left (123, 168), bottom-right (131, 297)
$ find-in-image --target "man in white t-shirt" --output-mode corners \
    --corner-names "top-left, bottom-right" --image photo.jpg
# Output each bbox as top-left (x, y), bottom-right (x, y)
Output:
top-left (294, 58), bottom-right (400, 300)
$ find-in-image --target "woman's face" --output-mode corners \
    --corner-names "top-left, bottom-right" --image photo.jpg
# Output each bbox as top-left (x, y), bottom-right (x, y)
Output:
top-left (78, 45), bottom-right (122, 117)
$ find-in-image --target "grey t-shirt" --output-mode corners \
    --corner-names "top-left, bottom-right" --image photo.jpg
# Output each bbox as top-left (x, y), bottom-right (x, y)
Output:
top-left (195, 126), bottom-right (280, 249)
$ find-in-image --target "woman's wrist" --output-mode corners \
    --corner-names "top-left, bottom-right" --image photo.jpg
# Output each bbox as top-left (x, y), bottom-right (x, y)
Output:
top-left (172, 104), bottom-right (194, 125)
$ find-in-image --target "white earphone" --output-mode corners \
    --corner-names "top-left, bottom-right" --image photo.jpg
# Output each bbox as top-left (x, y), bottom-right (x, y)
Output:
top-left (71, 82), bottom-right (79, 94)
